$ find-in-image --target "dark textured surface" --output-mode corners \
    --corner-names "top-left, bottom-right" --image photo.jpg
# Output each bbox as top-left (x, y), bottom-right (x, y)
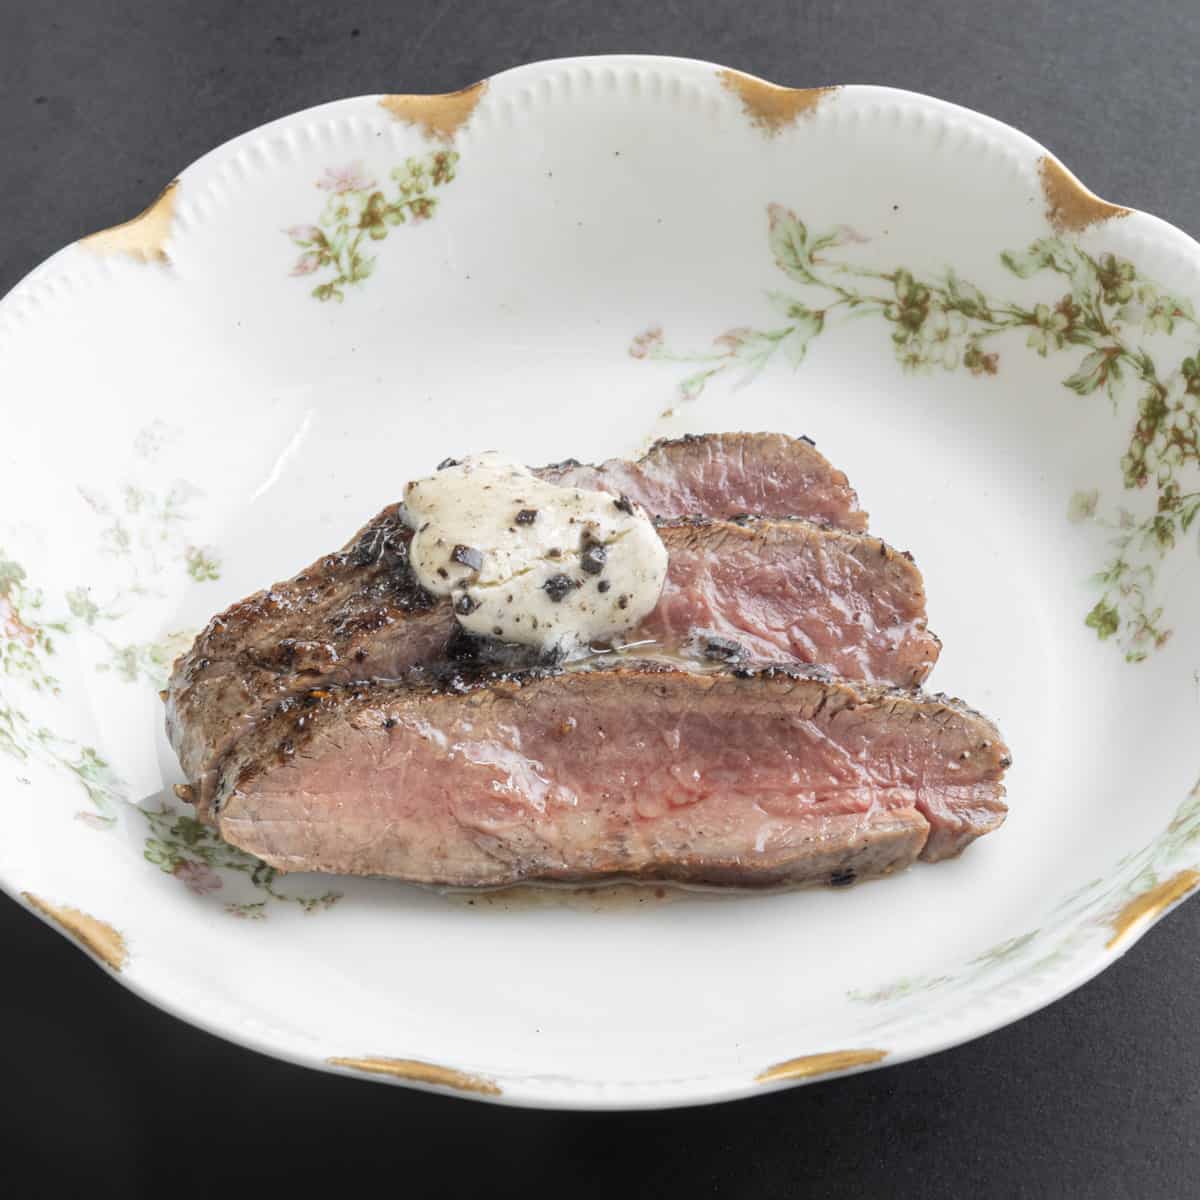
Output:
top-left (3, 2), bottom-right (1199, 1195)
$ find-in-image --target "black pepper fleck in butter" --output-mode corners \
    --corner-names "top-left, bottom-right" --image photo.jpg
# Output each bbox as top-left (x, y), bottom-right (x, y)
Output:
top-left (451, 544), bottom-right (483, 571)
top-left (543, 574), bottom-right (577, 603)
top-left (580, 540), bottom-right (607, 575)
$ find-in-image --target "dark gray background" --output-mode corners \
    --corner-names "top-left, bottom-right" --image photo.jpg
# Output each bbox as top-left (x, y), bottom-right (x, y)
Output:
top-left (3, 2), bottom-right (1198, 1195)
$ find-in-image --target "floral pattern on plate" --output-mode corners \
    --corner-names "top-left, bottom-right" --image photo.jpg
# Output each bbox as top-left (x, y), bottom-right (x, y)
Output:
top-left (141, 805), bottom-right (341, 918)
top-left (287, 151), bottom-right (459, 302)
top-left (852, 776), bottom-right (1200, 1020)
top-left (0, 422), bottom-right (339, 916)
top-left (633, 206), bottom-right (1200, 663)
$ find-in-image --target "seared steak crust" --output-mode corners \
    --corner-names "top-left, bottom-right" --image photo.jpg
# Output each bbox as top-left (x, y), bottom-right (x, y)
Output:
top-left (539, 432), bottom-right (867, 528)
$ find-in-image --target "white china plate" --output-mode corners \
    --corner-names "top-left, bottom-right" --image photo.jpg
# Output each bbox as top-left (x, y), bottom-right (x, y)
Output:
top-left (3, 55), bottom-right (1198, 1109)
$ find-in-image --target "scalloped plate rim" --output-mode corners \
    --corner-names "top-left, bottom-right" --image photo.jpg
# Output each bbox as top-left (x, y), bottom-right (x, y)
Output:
top-left (8, 56), bottom-right (1200, 306)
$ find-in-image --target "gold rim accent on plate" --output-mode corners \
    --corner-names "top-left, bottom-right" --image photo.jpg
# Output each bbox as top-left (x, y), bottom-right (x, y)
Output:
top-left (718, 70), bottom-right (838, 134)
top-left (379, 81), bottom-right (488, 141)
top-left (755, 1048), bottom-right (887, 1084)
top-left (1107, 869), bottom-right (1200, 950)
top-left (22, 892), bottom-right (128, 972)
top-left (79, 180), bottom-right (180, 262)
top-left (327, 1055), bottom-right (502, 1095)
top-left (1039, 156), bottom-right (1130, 234)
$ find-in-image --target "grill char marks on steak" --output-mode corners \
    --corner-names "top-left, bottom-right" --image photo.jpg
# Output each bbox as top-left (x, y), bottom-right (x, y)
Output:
top-left (215, 664), bottom-right (1009, 887)
top-left (164, 503), bottom-right (442, 810)
top-left (537, 432), bottom-right (867, 528)
top-left (167, 516), bottom-right (938, 819)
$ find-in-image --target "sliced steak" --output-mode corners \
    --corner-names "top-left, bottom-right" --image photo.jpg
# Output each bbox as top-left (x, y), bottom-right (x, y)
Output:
top-left (167, 515), bottom-right (937, 817)
top-left (645, 518), bottom-right (938, 685)
top-left (167, 430), bottom-right (864, 802)
top-left (214, 663), bottom-right (1009, 887)
top-left (539, 432), bottom-right (867, 528)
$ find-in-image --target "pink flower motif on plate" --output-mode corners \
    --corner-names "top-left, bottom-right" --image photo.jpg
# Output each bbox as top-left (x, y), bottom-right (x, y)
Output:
top-left (285, 224), bottom-right (323, 245)
top-left (316, 163), bottom-right (376, 194)
top-left (290, 251), bottom-right (323, 276)
top-left (173, 860), bottom-right (222, 895)
top-left (75, 811), bottom-right (115, 830)
top-left (628, 326), bottom-right (664, 359)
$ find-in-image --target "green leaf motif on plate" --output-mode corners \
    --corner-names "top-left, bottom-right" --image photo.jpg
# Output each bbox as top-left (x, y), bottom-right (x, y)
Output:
top-left (1, 548), bottom-right (124, 826)
top-left (140, 805), bottom-right (342, 917)
top-left (851, 777), bottom-right (1200, 1018)
top-left (287, 151), bottom-right (460, 302)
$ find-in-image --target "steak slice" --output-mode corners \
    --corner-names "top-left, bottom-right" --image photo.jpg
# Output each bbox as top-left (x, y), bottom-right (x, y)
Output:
top-left (644, 518), bottom-right (939, 684)
top-left (167, 515), bottom-right (938, 817)
top-left (214, 664), bottom-right (1009, 888)
top-left (539, 432), bottom-right (867, 528)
